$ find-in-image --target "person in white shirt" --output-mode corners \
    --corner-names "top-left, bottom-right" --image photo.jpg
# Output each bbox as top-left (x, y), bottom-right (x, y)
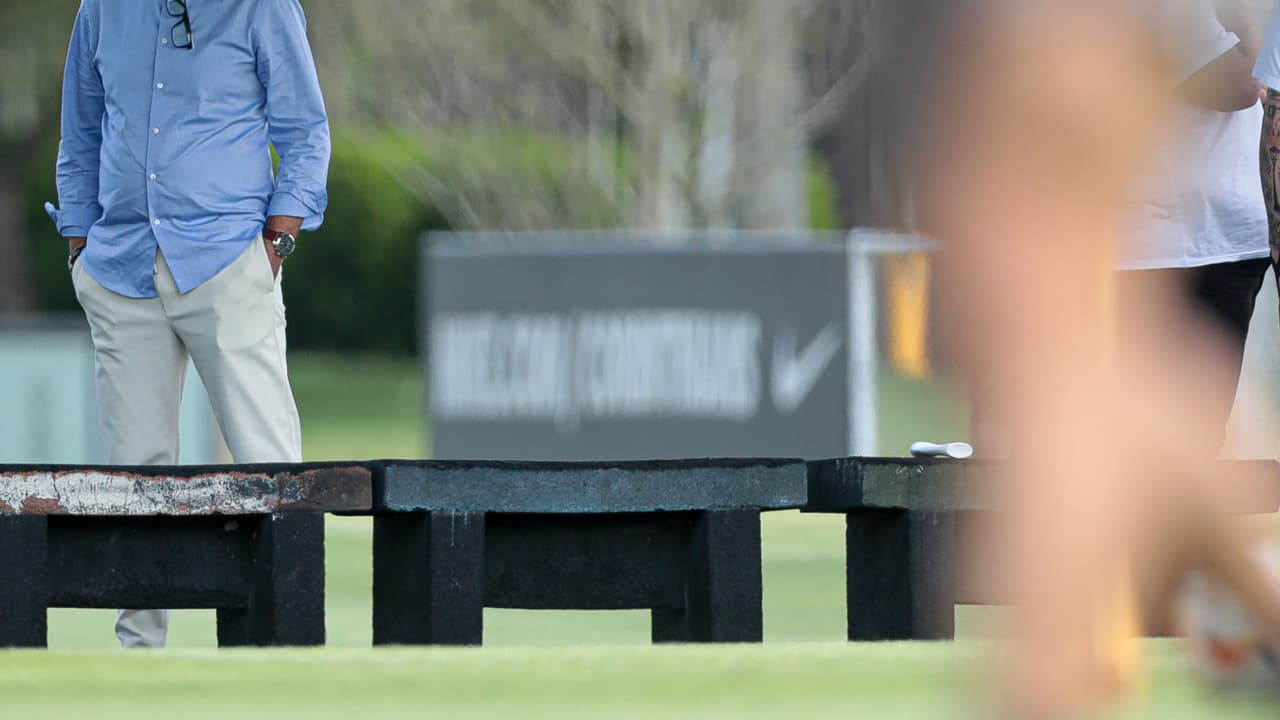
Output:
top-left (1113, 0), bottom-right (1268, 454)
top-left (917, 3), bottom-right (1280, 715)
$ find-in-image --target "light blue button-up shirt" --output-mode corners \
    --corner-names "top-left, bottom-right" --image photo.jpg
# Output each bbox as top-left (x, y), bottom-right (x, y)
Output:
top-left (46, 0), bottom-right (331, 297)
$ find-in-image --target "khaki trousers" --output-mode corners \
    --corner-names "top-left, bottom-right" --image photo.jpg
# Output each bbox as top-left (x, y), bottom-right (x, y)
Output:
top-left (73, 239), bottom-right (302, 648)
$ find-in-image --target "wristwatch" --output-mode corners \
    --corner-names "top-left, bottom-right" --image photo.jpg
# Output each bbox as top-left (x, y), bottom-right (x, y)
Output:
top-left (67, 246), bottom-right (85, 272)
top-left (262, 228), bottom-right (296, 259)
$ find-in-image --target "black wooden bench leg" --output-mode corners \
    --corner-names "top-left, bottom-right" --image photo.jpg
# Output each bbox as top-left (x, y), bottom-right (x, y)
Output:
top-left (846, 509), bottom-right (956, 641)
top-left (0, 516), bottom-right (48, 648)
top-left (652, 509), bottom-right (763, 643)
top-left (373, 511), bottom-right (485, 646)
top-left (217, 512), bottom-right (326, 647)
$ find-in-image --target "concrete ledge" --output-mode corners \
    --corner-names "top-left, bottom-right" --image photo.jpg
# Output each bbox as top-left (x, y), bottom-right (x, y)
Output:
top-left (0, 463), bottom-right (372, 516)
top-left (804, 458), bottom-right (993, 513)
top-left (374, 458), bottom-right (808, 514)
top-left (808, 457), bottom-right (1280, 641)
top-left (805, 457), bottom-right (1280, 514)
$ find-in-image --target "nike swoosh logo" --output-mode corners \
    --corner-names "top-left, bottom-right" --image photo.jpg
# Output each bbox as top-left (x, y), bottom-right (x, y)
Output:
top-left (771, 324), bottom-right (843, 414)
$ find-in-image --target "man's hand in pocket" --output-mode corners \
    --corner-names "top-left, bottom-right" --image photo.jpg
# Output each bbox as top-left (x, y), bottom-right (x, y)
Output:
top-left (264, 216), bottom-right (302, 278)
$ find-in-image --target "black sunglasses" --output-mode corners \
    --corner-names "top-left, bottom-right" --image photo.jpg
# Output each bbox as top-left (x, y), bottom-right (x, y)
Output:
top-left (166, 0), bottom-right (193, 50)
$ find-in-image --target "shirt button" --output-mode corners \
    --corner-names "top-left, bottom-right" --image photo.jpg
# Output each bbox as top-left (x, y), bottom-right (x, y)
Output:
top-left (149, 173), bottom-right (157, 180)
top-left (161, 38), bottom-right (168, 45)
top-left (154, 219), bottom-right (161, 226)
top-left (153, 128), bottom-right (160, 134)
top-left (156, 83), bottom-right (165, 90)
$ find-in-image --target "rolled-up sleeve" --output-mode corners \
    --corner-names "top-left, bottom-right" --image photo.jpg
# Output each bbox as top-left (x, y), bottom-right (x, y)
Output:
top-left (1256, 5), bottom-right (1280, 90)
top-left (49, 1), bottom-right (105, 238)
top-left (253, 0), bottom-right (331, 230)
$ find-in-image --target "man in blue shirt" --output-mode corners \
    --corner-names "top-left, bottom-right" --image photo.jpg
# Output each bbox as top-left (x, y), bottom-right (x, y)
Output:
top-left (46, 0), bottom-right (330, 648)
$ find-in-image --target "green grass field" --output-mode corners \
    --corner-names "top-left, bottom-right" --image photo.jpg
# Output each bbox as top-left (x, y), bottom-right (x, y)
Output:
top-left (8, 354), bottom-right (1275, 717)
top-left (10, 642), bottom-right (1280, 720)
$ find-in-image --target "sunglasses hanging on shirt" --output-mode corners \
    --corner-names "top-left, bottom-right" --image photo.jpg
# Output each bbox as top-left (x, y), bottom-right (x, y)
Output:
top-left (166, 0), bottom-right (193, 49)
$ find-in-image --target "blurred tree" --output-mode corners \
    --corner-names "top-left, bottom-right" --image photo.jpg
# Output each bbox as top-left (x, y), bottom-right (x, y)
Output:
top-left (815, 0), bottom-right (929, 230)
top-left (0, 1), bottom-right (78, 314)
top-left (301, 0), bottom-right (873, 231)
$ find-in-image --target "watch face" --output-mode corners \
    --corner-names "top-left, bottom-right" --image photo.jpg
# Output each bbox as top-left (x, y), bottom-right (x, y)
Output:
top-left (273, 233), bottom-right (296, 257)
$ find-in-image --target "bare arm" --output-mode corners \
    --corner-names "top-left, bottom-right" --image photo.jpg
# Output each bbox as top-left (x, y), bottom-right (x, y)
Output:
top-left (1181, 48), bottom-right (1261, 110)
top-left (1261, 89), bottom-right (1280, 263)
top-left (1179, 0), bottom-right (1261, 111)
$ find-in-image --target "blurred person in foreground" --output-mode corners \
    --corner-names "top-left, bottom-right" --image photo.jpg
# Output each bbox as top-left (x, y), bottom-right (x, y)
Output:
top-left (45, 0), bottom-right (330, 647)
top-left (916, 0), bottom-right (1280, 716)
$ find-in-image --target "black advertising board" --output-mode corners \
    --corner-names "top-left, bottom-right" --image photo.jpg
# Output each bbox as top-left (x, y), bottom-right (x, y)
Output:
top-left (426, 233), bottom-right (850, 461)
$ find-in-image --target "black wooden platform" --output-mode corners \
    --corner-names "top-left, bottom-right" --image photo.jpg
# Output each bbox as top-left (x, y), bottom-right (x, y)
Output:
top-left (368, 458), bottom-right (808, 645)
top-left (0, 463), bottom-right (372, 648)
top-left (804, 457), bottom-right (1280, 642)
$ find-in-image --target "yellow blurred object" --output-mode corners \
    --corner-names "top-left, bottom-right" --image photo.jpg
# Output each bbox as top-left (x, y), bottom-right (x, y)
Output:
top-left (1091, 561), bottom-right (1146, 703)
top-left (884, 252), bottom-right (931, 379)
top-left (1092, 241), bottom-right (1145, 704)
